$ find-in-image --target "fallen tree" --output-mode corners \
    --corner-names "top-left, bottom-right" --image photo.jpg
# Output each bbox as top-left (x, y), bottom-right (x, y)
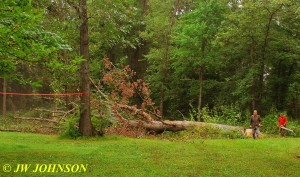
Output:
top-left (90, 78), bottom-right (244, 135)
top-left (125, 120), bottom-right (244, 134)
top-left (91, 57), bottom-right (244, 136)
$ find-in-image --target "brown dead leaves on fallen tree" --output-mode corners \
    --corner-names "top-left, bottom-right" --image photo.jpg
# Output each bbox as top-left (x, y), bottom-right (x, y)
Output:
top-left (91, 56), bottom-right (244, 135)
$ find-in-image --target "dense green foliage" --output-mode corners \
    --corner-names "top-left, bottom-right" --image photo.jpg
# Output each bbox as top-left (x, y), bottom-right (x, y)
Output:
top-left (0, 132), bottom-right (299, 176)
top-left (169, 0), bottom-right (227, 118)
top-left (0, 0), bottom-right (299, 126)
top-left (0, 0), bottom-right (68, 80)
top-left (144, 0), bottom-right (300, 119)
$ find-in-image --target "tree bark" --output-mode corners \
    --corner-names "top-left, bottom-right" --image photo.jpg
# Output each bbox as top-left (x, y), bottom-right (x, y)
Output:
top-left (126, 120), bottom-right (244, 135)
top-left (79, 0), bottom-right (93, 136)
top-left (2, 78), bottom-right (7, 118)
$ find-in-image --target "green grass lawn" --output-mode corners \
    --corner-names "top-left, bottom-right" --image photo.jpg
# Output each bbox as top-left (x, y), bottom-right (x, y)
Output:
top-left (0, 132), bottom-right (299, 177)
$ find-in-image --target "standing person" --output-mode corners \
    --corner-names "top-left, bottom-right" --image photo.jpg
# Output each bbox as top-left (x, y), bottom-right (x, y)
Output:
top-left (278, 113), bottom-right (287, 136)
top-left (250, 110), bottom-right (262, 139)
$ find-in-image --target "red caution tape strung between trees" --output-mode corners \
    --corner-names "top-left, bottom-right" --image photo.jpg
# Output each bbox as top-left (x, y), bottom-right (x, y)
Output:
top-left (0, 92), bottom-right (89, 97)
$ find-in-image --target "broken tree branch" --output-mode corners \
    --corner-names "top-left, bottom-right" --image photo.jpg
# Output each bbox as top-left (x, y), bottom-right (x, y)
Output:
top-left (89, 77), bottom-right (109, 101)
top-left (117, 104), bottom-right (154, 122)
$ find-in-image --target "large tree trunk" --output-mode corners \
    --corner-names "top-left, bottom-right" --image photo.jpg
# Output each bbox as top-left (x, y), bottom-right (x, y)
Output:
top-left (126, 120), bottom-right (244, 135)
top-left (79, 0), bottom-right (93, 136)
top-left (2, 78), bottom-right (7, 118)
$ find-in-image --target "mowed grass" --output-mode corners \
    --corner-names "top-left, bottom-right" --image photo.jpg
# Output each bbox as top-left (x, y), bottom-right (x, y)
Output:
top-left (0, 132), bottom-right (299, 177)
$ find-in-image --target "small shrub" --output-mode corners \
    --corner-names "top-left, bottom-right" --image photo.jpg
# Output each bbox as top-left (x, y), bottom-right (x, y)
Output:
top-left (261, 114), bottom-right (278, 134)
top-left (192, 105), bottom-right (243, 126)
top-left (91, 116), bottom-right (113, 136)
top-left (62, 115), bottom-right (80, 138)
top-left (211, 105), bottom-right (243, 126)
top-left (284, 120), bottom-right (300, 137)
top-left (201, 107), bottom-right (214, 123)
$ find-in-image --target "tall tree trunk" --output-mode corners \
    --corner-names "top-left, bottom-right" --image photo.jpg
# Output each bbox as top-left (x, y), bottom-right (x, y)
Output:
top-left (276, 60), bottom-right (283, 110)
top-left (160, 0), bottom-right (180, 118)
top-left (141, 0), bottom-right (148, 14)
top-left (79, 0), bottom-right (93, 136)
top-left (8, 95), bottom-right (15, 117)
top-left (251, 81), bottom-right (256, 111)
top-left (159, 77), bottom-right (165, 118)
top-left (197, 39), bottom-right (206, 121)
top-left (257, 4), bottom-right (283, 112)
top-left (250, 43), bottom-right (256, 111)
top-left (197, 67), bottom-right (203, 122)
top-left (2, 78), bottom-right (7, 118)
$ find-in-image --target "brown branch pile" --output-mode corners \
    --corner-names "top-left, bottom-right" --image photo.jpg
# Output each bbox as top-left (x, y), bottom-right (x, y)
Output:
top-left (91, 56), bottom-right (160, 123)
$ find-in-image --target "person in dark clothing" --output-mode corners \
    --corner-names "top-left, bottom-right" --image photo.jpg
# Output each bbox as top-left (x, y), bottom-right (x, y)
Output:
top-left (250, 110), bottom-right (262, 139)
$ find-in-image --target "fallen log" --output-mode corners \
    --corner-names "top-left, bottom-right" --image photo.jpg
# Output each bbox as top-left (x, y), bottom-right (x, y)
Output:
top-left (126, 120), bottom-right (244, 134)
top-left (34, 108), bottom-right (75, 117)
top-left (35, 108), bottom-right (66, 114)
top-left (126, 120), bottom-right (185, 133)
top-left (14, 116), bottom-right (59, 123)
top-left (0, 129), bottom-right (22, 132)
top-left (244, 129), bottom-right (264, 138)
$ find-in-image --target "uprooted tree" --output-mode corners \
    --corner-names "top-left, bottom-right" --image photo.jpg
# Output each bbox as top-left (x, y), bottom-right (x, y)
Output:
top-left (90, 57), bottom-right (244, 135)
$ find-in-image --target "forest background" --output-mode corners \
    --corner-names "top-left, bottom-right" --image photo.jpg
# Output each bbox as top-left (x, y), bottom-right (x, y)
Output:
top-left (0, 0), bottom-right (299, 136)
